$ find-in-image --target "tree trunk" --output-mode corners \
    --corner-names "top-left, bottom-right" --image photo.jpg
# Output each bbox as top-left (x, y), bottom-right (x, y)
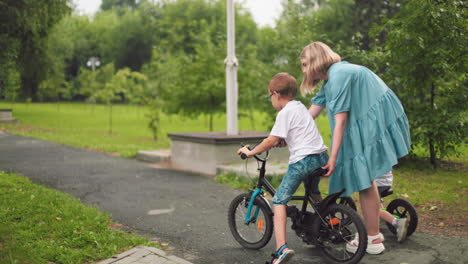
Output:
top-left (429, 82), bottom-right (437, 168)
top-left (429, 137), bottom-right (436, 168)
top-left (248, 107), bottom-right (255, 130)
top-left (209, 112), bottom-right (213, 132)
top-left (21, 75), bottom-right (39, 101)
top-left (209, 94), bottom-right (214, 131)
top-left (108, 103), bottom-right (113, 135)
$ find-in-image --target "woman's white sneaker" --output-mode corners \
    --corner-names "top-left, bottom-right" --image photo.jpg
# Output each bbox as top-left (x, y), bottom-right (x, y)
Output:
top-left (346, 233), bottom-right (385, 255)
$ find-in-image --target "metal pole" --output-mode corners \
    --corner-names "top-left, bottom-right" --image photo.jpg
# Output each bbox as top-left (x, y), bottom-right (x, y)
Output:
top-left (225, 0), bottom-right (238, 135)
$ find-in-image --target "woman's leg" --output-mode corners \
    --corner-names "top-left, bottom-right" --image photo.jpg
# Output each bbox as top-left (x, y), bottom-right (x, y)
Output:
top-left (359, 181), bottom-right (382, 239)
top-left (346, 181), bottom-right (385, 254)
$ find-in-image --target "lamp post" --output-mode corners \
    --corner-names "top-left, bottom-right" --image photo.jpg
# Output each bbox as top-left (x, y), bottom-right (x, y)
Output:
top-left (86, 57), bottom-right (100, 111)
top-left (86, 56), bottom-right (101, 72)
top-left (225, 0), bottom-right (238, 135)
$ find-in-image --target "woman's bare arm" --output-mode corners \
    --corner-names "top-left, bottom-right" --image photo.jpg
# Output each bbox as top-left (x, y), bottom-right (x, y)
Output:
top-left (323, 112), bottom-right (348, 176)
top-left (309, 104), bottom-right (325, 119)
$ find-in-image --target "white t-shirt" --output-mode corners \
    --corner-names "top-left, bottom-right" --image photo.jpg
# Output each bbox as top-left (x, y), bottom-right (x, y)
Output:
top-left (270, 100), bottom-right (328, 164)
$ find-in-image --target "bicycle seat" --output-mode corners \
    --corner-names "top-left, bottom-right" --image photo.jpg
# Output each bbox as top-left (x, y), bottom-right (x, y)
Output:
top-left (304, 168), bottom-right (328, 193)
top-left (378, 186), bottom-right (393, 198)
top-left (308, 167), bottom-right (328, 178)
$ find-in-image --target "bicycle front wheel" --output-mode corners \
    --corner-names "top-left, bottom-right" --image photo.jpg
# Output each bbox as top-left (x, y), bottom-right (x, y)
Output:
top-left (313, 204), bottom-right (367, 264)
top-left (227, 193), bottom-right (273, 249)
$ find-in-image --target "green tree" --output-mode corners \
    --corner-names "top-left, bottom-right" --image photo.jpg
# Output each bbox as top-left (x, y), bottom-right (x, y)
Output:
top-left (350, 0), bottom-right (402, 50)
top-left (1, 65), bottom-right (21, 106)
top-left (0, 0), bottom-right (71, 101)
top-left (144, 0), bottom-right (260, 131)
top-left (375, 0), bottom-right (467, 166)
top-left (77, 67), bottom-right (99, 100)
top-left (92, 64), bottom-right (121, 135)
top-left (101, 0), bottom-right (138, 11)
top-left (237, 44), bottom-right (276, 129)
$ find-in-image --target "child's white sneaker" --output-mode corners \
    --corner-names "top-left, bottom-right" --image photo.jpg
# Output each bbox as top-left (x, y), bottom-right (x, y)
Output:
top-left (395, 218), bottom-right (409, 242)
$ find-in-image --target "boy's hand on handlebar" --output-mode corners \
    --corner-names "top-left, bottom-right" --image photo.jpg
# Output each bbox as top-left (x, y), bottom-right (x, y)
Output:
top-left (322, 158), bottom-right (336, 177)
top-left (237, 146), bottom-right (252, 158)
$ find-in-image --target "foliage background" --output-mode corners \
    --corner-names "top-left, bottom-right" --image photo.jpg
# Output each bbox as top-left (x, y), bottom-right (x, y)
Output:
top-left (0, 0), bottom-right (466, 166)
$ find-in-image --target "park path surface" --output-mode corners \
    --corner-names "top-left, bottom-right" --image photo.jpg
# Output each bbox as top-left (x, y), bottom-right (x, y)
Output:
top-left (0, 132), bottom-right (467, 264)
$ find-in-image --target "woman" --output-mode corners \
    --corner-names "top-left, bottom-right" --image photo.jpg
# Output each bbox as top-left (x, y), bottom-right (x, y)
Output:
top-left (300, 41), bottom-right (411, 254)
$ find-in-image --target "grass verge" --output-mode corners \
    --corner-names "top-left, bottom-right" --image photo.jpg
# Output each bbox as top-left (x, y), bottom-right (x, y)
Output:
top-left (0, 171), bottom-right (155, 264)
top-left (0, 102), bottom-right (276, 158)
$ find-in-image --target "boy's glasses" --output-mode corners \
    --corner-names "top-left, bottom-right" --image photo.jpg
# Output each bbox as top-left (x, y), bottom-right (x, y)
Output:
top-left (268, 91), bottom-right (276, 102)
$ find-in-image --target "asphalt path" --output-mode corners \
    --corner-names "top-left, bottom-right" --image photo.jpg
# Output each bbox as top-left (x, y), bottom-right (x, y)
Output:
top-left (0, 133), bottom-right (466, 264)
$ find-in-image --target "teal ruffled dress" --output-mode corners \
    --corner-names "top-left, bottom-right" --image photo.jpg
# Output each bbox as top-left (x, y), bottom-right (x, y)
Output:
top-left (312, 61), bottom-right (411, 197)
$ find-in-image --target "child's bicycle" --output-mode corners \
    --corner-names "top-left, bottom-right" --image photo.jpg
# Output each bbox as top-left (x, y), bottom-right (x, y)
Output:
top-left (227, 146), bottom-right (367, 264)
top-left (340, 187), bottom-right (418, 238)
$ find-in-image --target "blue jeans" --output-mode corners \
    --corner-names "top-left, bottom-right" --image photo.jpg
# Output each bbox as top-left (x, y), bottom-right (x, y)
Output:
top-left (272, 152), bottom-right (328, 205)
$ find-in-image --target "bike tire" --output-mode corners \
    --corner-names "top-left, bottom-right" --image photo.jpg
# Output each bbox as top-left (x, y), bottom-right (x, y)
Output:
top-left (386, 198), bottom-right (418, 237)
top-left (312, 204), bottom-right (367, 264)
top-left (227, 193), bottom-right (273, 249)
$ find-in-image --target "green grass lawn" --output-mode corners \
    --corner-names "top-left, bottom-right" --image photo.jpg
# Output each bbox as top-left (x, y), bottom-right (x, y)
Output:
top-left (0, 171), bottom-right (154, 264)
top-left (0, 102), bottom-right (332, 157)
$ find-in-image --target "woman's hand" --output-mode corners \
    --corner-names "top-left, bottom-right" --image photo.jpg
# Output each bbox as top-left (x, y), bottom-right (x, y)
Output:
top-left (322, 158), bottom-right (336, 177)
top-left (237, 146), bottom-right (252, 158)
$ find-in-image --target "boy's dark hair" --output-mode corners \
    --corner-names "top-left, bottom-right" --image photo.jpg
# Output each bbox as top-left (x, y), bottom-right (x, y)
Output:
top-left (269, 72), bottom-right (297, 98)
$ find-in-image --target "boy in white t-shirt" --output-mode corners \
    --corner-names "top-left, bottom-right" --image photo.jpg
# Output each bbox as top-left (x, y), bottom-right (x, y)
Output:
top-left (238, 72), bottom-right (328, 264)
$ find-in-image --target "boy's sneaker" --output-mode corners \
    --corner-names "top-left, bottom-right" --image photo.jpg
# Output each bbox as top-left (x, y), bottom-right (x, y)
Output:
top-left (395, 218), bottom-right (409, 242)
top-left (274, 249), bottom-right (294, 264)
top-left (346, 233), bottom-right (385, 255)
top-left (268, 244), bottom-right (295, 264)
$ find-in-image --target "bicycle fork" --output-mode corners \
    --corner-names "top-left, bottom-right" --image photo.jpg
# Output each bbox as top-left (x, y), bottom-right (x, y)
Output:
top-left (244, 188), bottom-right (263, 224)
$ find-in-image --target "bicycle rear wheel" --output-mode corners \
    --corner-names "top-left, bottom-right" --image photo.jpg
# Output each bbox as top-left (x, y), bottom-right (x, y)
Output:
top-left (313, 204), bottom-right (367, 264)
top-left (386, 198), bottom-right (418, 237)
top-left (227, 193), bottom-right (273, 249)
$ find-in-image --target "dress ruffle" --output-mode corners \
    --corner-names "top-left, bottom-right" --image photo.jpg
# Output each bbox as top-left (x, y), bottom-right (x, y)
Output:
top-left (329, 90), bottom-right (411, 197)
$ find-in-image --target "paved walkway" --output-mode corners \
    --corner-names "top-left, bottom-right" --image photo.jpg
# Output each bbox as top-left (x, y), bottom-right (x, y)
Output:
top-left (1, 133), bottom-right (467, 264)
top-left (97, 246), bottom-right (192, 264)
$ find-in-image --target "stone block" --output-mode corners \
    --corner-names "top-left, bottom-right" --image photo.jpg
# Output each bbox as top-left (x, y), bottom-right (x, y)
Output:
top-left (0, 109), bottom-right (16, 123)
top-left (168, 131), bottom-right (288, 176)
top-left (136, 150), bottom-right (171, 163)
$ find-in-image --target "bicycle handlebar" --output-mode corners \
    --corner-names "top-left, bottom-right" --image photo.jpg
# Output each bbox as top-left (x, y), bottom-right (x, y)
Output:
top-left (238, 143), bottom-right (269, 162)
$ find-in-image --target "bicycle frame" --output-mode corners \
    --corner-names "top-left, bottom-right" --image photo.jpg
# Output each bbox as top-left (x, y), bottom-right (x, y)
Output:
top-left (243, 155), bottom-right (317, 224)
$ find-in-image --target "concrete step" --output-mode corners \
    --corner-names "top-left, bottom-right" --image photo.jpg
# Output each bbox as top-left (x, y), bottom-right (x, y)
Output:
top-left (136, 149), bottom-right (288, 178)
top-left (136, 149), bottom-right (171, 163)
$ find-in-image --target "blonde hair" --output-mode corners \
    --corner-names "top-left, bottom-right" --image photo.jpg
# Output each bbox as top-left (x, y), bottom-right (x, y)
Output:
top-left (300, 41), bottom-right (341, 95)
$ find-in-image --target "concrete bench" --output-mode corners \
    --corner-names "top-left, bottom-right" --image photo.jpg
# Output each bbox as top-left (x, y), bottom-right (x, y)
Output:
top-left (0, 109), bottom-right (17, 123)
top-left (168, 131), bottom-right (289, 176)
